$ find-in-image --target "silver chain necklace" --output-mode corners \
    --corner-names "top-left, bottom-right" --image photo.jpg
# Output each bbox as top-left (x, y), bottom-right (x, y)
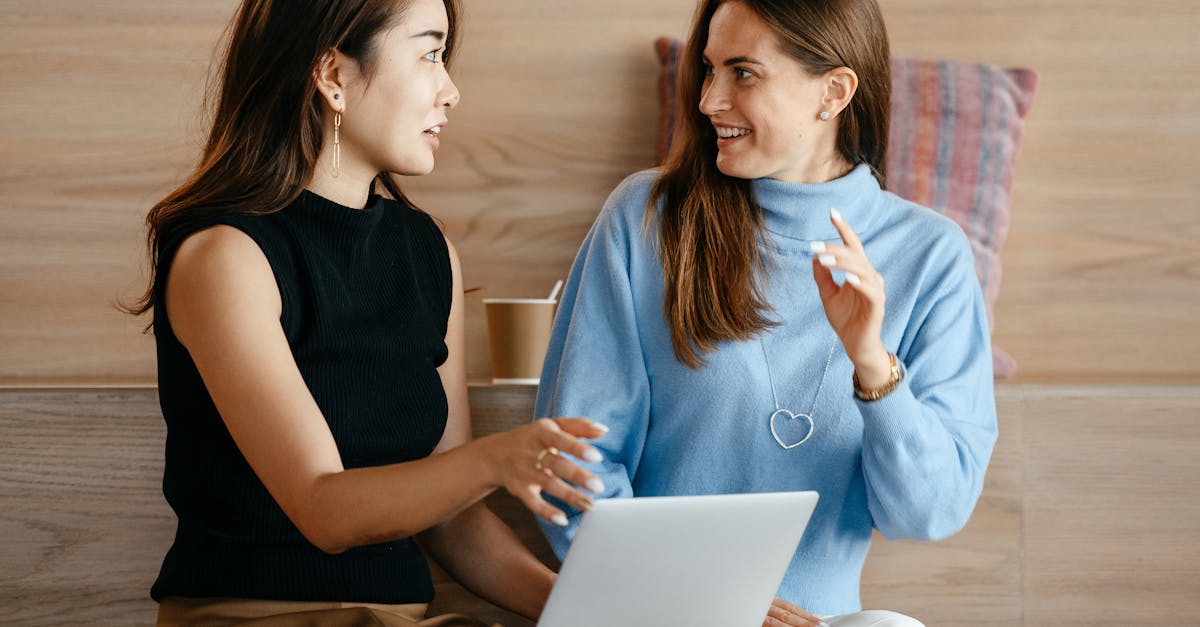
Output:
top-left (760, 337), bottom-right (837, 449)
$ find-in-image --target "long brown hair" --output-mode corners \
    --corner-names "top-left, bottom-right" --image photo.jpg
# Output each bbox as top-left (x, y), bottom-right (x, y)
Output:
top-left (651, 0), bottom-right (891, 368)
top-left (124, 0), bottom-right (461, 318)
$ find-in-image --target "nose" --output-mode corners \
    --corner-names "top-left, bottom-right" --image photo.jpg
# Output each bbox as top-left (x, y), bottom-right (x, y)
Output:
top-left (440, 75), bottom-right (460, 110)
top-left (698, 74), bottom-right (729, 116)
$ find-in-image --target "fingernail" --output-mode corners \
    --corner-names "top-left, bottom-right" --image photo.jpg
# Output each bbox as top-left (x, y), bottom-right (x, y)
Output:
top-left (552, 513), bottom-right (569, 526)
top-left (809, 241), bottom-right (826, 254)
top-left (578, 498), bottom-right (594, 512)
top-left (818, 254), bottom-right (836, 267)
top-left (586, 477), bottom-right (605, 493)
top-left (583, 448), bottom-right (603, 463)
top-left (590, 421), bottom-right (609, 434)
top-left (830, 208), bottom-right (843, 222)
top-left (845, 272), bottom-right (861, 286)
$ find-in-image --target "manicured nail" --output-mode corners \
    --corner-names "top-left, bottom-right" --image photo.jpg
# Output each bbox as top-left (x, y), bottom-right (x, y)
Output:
top-left (845, 272), bottom-right (861, 286)
top-left (583, 447), bottom-right (603, 463)
top-left (818, 254), bottom-right (836, 267)
top-left (552, 513), bottom-right (569, 526)
top-left (830, 208), bottom-right (843, 222)
top-left (586, 477), bottom-right (605, 493)
top-left (590, 421), bottom-right (609, 434)
top-left (809, 241), bottom-right (826, 254)
top-left (578, 498), bottom-right (594, 512)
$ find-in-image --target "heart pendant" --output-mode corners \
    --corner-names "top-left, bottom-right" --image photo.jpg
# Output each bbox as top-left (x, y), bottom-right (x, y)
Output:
top-left (770, 408), bottom-right (814, 449)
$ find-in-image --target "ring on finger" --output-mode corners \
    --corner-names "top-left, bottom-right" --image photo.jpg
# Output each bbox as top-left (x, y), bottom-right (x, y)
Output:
top-left (534, 447), bottom-right (559, 471)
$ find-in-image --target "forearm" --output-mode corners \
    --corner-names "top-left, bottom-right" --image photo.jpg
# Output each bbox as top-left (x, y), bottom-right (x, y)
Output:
top-left (300, 435), bottom-right (501, 553)
top-left (418, 502), bottom-right (556, 620)
top-left (859, 380), bottom-right (996, 540)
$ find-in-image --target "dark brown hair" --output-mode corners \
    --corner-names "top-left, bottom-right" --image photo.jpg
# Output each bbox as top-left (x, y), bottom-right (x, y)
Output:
top-left (652, 0), bottom-right (891, 368)
top-left (124, 0), bottom-right (461, 318)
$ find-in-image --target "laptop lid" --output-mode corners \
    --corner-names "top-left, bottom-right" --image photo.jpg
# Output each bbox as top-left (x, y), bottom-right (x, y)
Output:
top-left (537, 491), bottom-right (819, 627)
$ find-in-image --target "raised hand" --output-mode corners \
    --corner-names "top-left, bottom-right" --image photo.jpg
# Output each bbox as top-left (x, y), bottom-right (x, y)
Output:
top-left (810, 208), bottom-right (892, 388)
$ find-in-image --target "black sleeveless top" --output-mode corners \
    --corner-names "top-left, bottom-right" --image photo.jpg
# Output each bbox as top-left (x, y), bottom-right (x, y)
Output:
top-left (150, 190), bottom-right (452, 604)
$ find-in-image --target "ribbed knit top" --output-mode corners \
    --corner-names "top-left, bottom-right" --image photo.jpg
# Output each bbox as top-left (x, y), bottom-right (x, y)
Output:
top-left (150, 190), bottom-right (452, 604)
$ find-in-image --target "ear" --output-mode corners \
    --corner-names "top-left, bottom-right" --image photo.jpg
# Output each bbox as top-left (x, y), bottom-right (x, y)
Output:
top-left (821, 66), bottom-right (859, 119)
top-left (313, 48), bottom-right (351, 113)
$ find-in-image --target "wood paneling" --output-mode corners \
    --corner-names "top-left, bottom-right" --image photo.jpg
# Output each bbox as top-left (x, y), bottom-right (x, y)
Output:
top-left (4, 385), bottom-right (1199, 625)
top-left (2, 1), bottom-right (1196, 385)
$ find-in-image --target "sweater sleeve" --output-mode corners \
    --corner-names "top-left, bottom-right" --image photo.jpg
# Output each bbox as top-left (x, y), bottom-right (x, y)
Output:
top-left (534, 178), bottom-right (653, 560)
top-left (858, 230), bottom-right (999, 541)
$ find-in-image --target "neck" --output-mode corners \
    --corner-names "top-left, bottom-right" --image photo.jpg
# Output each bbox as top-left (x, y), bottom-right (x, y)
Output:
top-left (775, 151), bottom-right (854, 185)
top-left (309, 147), bottom-right (374, 209)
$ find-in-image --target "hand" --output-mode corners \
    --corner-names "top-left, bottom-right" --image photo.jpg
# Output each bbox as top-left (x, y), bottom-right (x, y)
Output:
top-left (483, 417), bottom-right (607, 526)
top-left (811, 208), bottom-right (892, 387)
top-left (763, 597), bottom-right (826, 626)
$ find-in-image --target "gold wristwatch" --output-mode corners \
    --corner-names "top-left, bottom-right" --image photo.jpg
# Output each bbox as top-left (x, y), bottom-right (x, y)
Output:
top-left (852, 352), bottom-right (905, 402)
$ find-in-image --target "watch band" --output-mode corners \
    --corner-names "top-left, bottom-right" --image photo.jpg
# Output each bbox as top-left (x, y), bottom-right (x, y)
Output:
top-left (852, 352), bottom-right (904, 402)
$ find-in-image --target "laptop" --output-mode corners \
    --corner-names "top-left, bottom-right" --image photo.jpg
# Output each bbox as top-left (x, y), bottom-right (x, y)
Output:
top-left (537, 491), bottom-right (819, 627)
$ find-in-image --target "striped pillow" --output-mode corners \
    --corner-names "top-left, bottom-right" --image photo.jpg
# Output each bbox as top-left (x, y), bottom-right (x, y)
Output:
top-left (654, 38), bottom-right (1037, 378)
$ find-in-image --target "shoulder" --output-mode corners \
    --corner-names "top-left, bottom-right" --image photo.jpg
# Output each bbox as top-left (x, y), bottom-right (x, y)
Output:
top-left (878, 191), bottom-right (974, 267)
top-left (165, 225), bottom-right (281, 342)
top-left (593, 169), bottom-right (661, 240)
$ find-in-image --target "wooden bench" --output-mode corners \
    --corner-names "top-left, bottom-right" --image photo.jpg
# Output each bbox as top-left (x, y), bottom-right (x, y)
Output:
top-left (3, 384), bottom-right (1198, 625)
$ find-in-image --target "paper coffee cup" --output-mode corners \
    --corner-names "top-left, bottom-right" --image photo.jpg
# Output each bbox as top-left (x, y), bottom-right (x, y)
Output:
top-left (484, 298), bottom-right (557, 385)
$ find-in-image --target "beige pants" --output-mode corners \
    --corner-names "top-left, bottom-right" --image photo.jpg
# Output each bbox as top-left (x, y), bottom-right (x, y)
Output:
top-left (157, 596), bottom-right (500, 627)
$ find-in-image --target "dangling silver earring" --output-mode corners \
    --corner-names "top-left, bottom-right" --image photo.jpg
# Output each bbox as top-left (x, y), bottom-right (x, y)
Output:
top-left (819, 111), bottom-right (831, 121)
top-left (333, 106), bottom-right (342, 178)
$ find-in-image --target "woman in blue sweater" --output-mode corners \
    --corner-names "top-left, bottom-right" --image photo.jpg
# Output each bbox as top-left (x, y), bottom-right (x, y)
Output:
top-left (536, 0), bottom-right (997, 625)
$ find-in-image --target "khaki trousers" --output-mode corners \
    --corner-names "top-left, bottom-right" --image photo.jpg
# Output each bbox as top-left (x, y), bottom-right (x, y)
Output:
top-left (157, 596), bottom-right (501, 627)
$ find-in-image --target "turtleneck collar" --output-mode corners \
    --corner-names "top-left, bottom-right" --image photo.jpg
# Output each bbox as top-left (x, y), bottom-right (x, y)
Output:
top-left (751, 163), bottom-right (883, 248)
top-left (292, 188), bottom-right (385, 232)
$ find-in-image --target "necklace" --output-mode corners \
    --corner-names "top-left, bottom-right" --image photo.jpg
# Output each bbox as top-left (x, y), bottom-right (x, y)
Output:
top-left (760, 337), bottom-right (837, 449)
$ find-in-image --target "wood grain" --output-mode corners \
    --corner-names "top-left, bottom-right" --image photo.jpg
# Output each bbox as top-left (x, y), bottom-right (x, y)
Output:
top-left (2, 1), bottom-right (1196, 385)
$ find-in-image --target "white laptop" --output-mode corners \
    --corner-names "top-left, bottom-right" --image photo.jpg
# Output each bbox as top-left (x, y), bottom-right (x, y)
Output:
top-left (538, 491), bottom-right (819, 627)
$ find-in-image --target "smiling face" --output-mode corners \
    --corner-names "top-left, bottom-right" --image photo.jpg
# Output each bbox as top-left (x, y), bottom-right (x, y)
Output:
top-left (699, 1), bottom-right (846, 183)
top-left (338, 0), bottom-right (459, 178)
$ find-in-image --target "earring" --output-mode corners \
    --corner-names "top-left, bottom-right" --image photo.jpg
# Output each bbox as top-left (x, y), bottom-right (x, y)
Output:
top-left (333, 108), bottom-right (342, 178)
top-left (819, 111), bottom-right (831, 121)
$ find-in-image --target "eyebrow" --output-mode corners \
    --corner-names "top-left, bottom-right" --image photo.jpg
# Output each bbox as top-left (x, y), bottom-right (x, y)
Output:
top-left (410, 29), bottom-right (446, 42)
top-left (702, 54), bottom-right (765, 67)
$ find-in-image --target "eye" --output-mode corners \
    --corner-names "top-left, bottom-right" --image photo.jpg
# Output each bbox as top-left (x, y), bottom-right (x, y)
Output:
top-left (702, 62), bottom-right (714, 76)
top-left (423, 48), bottom-right (444, 63)
top-left (734, 67), bottom-right (754, 80)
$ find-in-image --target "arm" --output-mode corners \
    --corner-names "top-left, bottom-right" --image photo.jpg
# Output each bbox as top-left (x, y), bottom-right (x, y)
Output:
top-left (416, 237), bottom-right (562, 620)
top-left (535, 180), bottom-right (654, 558)
top-left (166, 225), bottom-right (602, 555)
top-left (855, 239), bottom-right (997, 540)
top-left (813, 213), bottom-right (997, 540)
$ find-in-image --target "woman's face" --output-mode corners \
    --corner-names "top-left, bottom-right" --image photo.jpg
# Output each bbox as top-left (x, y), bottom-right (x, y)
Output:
top-left (699, 1), bottom-right (838, 182)
top-left (340, 0), bottom-right (459, 177)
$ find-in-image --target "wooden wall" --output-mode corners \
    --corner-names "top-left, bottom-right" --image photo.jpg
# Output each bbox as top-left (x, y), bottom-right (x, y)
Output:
top-left (2, 0), bottom-right (1196, 385)
top-left (1, 1), bottom-right (1199, 625)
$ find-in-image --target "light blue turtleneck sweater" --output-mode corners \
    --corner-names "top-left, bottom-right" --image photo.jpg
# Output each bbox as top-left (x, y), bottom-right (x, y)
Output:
top-left (535, 164), bottom-right (997, 615)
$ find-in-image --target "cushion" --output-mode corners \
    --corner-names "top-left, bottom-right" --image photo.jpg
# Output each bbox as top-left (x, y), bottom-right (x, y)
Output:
top-left (653, 37), bottom-right (1037, 378)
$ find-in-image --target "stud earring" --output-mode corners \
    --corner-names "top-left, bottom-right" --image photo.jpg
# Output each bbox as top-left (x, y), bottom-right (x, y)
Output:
top-left (819, 111), bottom-right (831, 121)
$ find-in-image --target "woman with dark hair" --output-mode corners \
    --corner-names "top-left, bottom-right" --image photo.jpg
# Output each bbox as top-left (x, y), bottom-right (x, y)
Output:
top-left (127, 0), bottom-right (605, 624)
top-left (536, 0), bottom-right (997, 625)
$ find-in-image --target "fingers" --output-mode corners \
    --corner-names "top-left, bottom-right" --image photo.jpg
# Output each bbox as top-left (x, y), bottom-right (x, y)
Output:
top-left (765, 597), bottom-right (824, 626)
top-left (810, 241), bottom-right (883, 295)
top-left (829, 207), bottom-right (862, 251)
top-left (534, 418), bottom-right (605, 465)
top-left (549, 416), bottom-right (609, 439)
top-left (540, 448), bottom-right (606, 495)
